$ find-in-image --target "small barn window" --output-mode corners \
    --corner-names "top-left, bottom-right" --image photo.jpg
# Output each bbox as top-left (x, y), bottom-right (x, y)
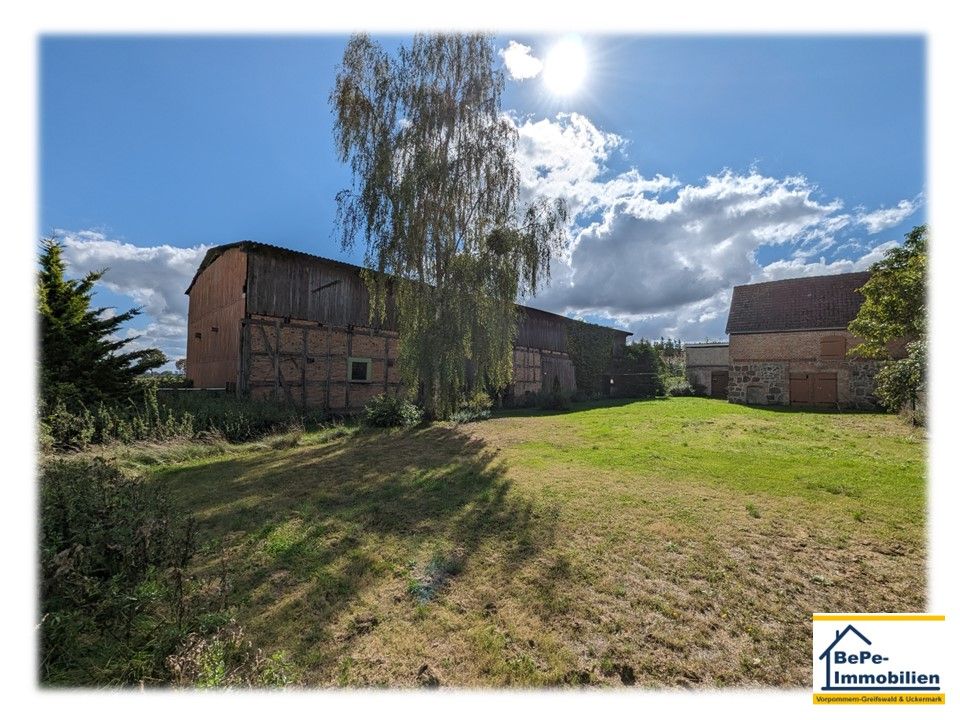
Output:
top-left (348, 357), bottom-right (372, 383)
top-left (194, 332), bottom-right (202, 340)
top-left (820, 335), bottom-right (846, 360)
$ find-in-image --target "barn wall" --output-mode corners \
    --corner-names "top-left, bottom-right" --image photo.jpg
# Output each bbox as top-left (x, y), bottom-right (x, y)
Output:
top-left (508, 346), bottom-right (576, 401)
top-left (186, 247), bottom-right (247, 388)
top-left (241, 314), bottom-right (401, 412)
top-left (728, 330), bottom-right (882, 408)
top-left (516, 308), bottom-right (568, 353)
top-left (729, 330), bottom-right (864, 362)
top-left (186, 244), bottom-right (630, 407)
top-left (246, 250), bottom-right (396, 329)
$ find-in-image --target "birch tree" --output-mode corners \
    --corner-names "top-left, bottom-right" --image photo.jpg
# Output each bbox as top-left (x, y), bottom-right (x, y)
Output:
top-left (332, 33), bottom-right (567, 417)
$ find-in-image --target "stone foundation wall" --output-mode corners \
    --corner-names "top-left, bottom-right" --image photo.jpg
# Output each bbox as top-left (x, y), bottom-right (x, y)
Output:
top-left (728, 362), bottom-right (788, 405)
top-left (849, 360), bottom-right (882, 409)
top-left (687, 365), bottom-right (728, 396)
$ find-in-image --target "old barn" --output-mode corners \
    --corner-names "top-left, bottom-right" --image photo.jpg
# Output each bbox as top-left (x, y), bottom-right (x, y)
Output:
top-left (724, 271), bottom-right (899, 408)
top-left (185, 242), bottom-right (631, 412)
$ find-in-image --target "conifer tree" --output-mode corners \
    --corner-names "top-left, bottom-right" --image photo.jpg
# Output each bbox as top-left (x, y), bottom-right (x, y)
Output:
top-left (38, 237), bottom-right (166, 408)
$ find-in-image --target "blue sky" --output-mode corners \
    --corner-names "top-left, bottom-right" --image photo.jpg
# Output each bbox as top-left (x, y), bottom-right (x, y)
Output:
top-left (40, 35), bottom-right (925, 361)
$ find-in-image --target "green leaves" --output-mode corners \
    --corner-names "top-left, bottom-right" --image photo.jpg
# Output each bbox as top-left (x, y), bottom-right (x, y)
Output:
top-left (332, 34), bottom-right (568, 418)
top-left (848, 224), bottom-right (927, 359)
top-left (847, 225), bottom-right (927, 422)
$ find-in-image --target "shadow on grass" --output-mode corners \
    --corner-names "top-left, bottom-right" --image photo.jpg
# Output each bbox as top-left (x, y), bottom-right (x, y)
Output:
top-left (154, 424), bottom-right (555, 661)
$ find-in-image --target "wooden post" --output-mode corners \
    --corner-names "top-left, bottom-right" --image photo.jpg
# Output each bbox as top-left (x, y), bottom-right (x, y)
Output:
top-left (383, 333), bottom-right (389, 394)
top-left (301, 326), bottom-right (307, 408)
top-left (325, 326), bottom-right (332, 413)
top-left (345, 325), bottom-right (353, 411)
top-left (240, 318), bottom-right (250, 398)
top-left (274, 319), bottom-right (281, 403)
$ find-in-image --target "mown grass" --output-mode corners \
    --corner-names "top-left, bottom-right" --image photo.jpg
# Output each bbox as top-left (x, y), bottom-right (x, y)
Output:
top-left (148, 398), bottom-right (925, 688)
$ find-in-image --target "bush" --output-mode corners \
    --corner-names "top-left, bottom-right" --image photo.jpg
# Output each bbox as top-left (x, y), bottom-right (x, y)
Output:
top-left (166, 621), bottom-right (296, 688)
top-left (537, 376), bottom-right (571, 411)
top-left (874, 337), bottom-right (926, 424)
top-left (361, 393), bottom-right (423, 428)
top-left (665, 377), bottom-right (695, 397)
top-left (39, 457), bottom-right (295, 686)
top-left (39, 457), bottom-right (196, 684)
top-left (450, 390), bottom-right (493, 423)
top-left (40, 385), bottom-right (333, 452)
top-left (44, 400), bottom-right (95, 451)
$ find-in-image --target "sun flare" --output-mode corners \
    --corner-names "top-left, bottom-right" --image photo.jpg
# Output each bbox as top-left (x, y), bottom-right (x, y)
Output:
top-left (543, 36), bottom-right (587, 96)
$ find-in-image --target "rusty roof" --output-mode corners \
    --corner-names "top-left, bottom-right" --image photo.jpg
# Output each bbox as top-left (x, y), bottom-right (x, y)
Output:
top-left (725, 271), bottom-right (871, 334)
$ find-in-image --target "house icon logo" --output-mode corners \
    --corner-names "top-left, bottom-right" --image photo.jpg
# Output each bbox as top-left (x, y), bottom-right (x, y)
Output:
top-left (817, 624), bottom-right (873, 691)
top-left (812, 614), bottom-right (946, 704)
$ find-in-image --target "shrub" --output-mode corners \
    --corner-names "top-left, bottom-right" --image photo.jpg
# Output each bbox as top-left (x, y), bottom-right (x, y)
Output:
top-left (166, 621), bottom-right (296, 688)
top-left (39, 457), bottom-right (298, 686)
top-left (39, 457), bottom-right (196, 684)
top-left (44, 400), bottom-right (95, 451)
top-left (537, 376), bottom-right (571, 411)
top-left (450, 390), bottom-right (493, 423)
top-left (874, 338), bottom-right (926, 425)
top-left (665, 377), bottom-right (695, 397)
top-left (40, 385), bottom-right (333, 452)
top-left (361, 393), bottom-right (423, 428)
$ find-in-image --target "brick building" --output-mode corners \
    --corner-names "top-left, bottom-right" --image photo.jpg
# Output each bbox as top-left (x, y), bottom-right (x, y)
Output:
top-left (724, 272), bottom-right (889, 408)
top-left (184, 241), bottom-right (630, 412)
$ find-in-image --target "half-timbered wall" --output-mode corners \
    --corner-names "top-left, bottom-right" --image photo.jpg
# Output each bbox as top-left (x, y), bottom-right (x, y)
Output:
top-left (241, 314), bottom-right (401, 412)
top-left (186, 243), bottom-right (630, 410)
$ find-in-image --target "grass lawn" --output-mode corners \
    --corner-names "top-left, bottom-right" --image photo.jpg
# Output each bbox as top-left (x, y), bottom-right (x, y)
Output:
top-left (146, 397), bottom-right (926, 688)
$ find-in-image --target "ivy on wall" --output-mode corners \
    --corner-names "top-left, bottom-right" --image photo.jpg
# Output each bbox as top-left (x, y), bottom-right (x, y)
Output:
top-left (565, 321), bottom-right (617, 398)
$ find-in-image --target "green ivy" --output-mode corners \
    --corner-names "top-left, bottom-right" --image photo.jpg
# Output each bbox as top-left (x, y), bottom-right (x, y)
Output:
top-left (565, 321), bottom-right (617, 398)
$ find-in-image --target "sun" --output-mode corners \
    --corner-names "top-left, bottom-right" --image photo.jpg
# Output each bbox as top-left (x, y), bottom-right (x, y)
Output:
top-left (542, 36), bottom-right (587, 96)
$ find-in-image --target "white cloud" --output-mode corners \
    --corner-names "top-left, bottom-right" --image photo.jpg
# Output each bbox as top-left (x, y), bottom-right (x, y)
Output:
top-left (514, 113), bottom-right (917, 343)
top-left (53, 229), bottom-right (209, 364)
top-left (500, 41), bottom-right (543, 80)
top-left (754, 241), bottom-right (898, 283)
top-left (855, 197), bottom-right (921, 234)
top-left (510, 112), bottom-right (677, 226)
top-left (51, 113), bottom-right (921, 355)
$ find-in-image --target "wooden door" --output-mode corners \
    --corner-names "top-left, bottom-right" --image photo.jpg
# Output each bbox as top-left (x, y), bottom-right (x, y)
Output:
top-left (813, 373), bottom-right (838, 404)
top-left (710, 371), bottom-right (729, 399)
top-left (790, 373), bottom-right (812, 404)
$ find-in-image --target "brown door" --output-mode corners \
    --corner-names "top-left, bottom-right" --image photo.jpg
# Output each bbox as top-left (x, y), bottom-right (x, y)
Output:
top-left (813, 373), bottom-right (838, 404)
top-left (790, 373), bottom-right (812, 404)
top-left (710, 371), bottom-right (729, 398)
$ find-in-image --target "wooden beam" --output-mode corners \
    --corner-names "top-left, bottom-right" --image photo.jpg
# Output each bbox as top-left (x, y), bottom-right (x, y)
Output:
top-left (301, 326), bottom-right (307, 408)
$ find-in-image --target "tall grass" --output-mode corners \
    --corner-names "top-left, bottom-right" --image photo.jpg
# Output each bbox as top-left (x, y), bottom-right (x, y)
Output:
top-left (40, 386), bottom-right (331, 452)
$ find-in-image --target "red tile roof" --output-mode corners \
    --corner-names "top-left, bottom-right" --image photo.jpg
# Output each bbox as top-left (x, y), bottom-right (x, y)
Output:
top-left (725, 271), bottom-right (871, 334)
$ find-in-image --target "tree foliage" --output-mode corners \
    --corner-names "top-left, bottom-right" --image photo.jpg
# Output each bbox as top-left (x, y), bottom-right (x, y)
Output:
top-left (331, 33), bottom-right (568, 418)
top-left (848, 224), bottom-right (927, 422)
top-left (873, 337), bottom-right (926, 422)
top-left (38, 237), bottom-right (166, 409)
top-left (849, 224), bottom-right (927, 358)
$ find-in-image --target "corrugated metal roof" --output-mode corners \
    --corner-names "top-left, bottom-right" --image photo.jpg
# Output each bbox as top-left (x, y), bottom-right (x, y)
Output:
top-left (725, 271), bottom-right (871, 334)
top-left (186, 241), bottom-right (632, 337)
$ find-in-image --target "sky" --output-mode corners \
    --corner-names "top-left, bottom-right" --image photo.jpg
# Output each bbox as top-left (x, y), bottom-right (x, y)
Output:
top-left (39, 35), bottom-right (926, 364)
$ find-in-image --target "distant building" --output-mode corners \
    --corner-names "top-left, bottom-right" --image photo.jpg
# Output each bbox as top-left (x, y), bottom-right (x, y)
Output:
top-left (685, 342), bottom-right (730, 398)
top-left (724, 272), bottom-right (893, 408)
top-left (184, 241), bottom-right (631, 412)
